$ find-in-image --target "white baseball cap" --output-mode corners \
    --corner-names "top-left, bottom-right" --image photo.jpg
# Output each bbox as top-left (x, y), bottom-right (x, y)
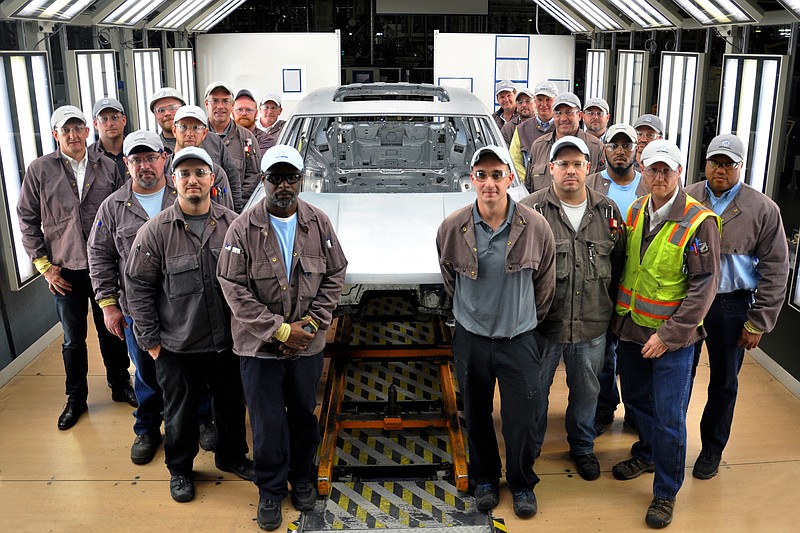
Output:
top-left (495, 80), bottom-right (516, 96)
top-left (470, 145), bottom-right (513, 167)
top-left (642, 140), bottom-right (682, 171)
top-left (51, 105), bottom-right (86, 129)
top-left (204, 81), bottom-right (234, 99)
top-left (605, 124), bottom-right (638, 144)
top-left (260, 93), bottom-right (283, 107)
top-left (172, 146), bottom-right (213, 171)
top-left (123, 130), bottom-right (164, 156)
top-left (174, 105), bottom-right (208, 124)
top-left (149, 87), bottom-right (186, 112)
top-left (550, 136), bottom-right (590, 161)
top-left (261, 145), bottom-right (304, 172)
top-left (533, 81), bottom-right (558, 98)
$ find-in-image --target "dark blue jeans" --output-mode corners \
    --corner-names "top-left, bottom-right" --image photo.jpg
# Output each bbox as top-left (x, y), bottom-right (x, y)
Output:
top-left (596, 331), bottom-right (621, 413)
top-left (618, 340), bottom-right (694, 500)
top-left (452, 324), bottom-right (541, 492)
top-left (52, 268), bottom-right (130, 403)
top-left (691, 290), bottom-right (751, 456)
top-left (154, 348), bottom-right (248, 476)
top-left (240, 353), bottom-right (324, 501)
top-left (124, 316), bottom-right (163, 435)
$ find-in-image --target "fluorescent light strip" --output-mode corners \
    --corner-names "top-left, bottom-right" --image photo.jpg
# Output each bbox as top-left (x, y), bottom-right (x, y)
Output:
top-left (190, 0), bottom-right (246, 33)
top-left (154, 0), bottom-right (216, 29)
top-left (15, 0), bottom-right (94, 21)
top-left (751, 59), bottom-right (778, 192)
top-left (608, 0), bottom-right (673, 28)
top-left (671, 0), bottom-right (753, 24)
top-left (103, 0), bottom-right (167, 26)
top-left (777, 0), bottom-right (800, 19)
top-left (585, 50), bottom-right (607, 101)
top-left (77, 53), bottom-right (94, 139)
top-left (561, 0), bottom-right (623, 30)
top-left (134, 50), bottom-right (161, 133)
top-left (533, 0), bottom-right (589, 33)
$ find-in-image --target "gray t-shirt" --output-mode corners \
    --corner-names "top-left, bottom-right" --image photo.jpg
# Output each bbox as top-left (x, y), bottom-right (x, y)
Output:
top-left (453, 200), bottom-right (537, 338)
top-left (184, 213), bottom-right (208, 238)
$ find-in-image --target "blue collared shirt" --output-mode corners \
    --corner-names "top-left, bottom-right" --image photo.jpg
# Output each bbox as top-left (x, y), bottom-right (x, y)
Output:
top-left (705, 181), bottom-right (758, 293)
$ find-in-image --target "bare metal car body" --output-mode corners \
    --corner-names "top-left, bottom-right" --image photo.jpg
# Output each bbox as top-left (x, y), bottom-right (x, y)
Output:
top-left (245, 83), bottom-right (529, 316)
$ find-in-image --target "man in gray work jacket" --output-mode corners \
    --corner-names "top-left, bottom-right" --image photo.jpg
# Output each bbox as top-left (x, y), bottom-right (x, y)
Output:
top-left (521, 136), bottom-right (625, 482)
top-left (218, 145), bottom-right (347, 531)
top-left (125, 147), bottom-right (251, 504)
top-left (437, 145), bottom-right (555, 519)
top-left (17, 105), bottom-right (134, 431)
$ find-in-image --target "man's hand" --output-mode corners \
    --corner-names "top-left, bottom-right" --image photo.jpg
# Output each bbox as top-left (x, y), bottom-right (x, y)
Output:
top-left (43, 265), bottom-right (72, 295)
top-left (641, 333), bottom-right (668, 359)
top-left (282, 317), bottom-right (315, 351)
top-left (102, 306), bottom-right (128, 340)
top-left (148, 344), bottom-right (161, 360)
top-left (737, 328), bottom-right (762, 350)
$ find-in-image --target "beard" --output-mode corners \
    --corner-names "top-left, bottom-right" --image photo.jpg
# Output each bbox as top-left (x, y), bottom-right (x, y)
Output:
top-left (269, 191), bottom-right (296, 209)
top-left (609, 159), bottom-right (634, 174)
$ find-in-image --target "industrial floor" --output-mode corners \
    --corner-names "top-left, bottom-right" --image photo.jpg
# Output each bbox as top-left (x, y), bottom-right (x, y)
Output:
top-left (0, 325), bottom-right (798, 532)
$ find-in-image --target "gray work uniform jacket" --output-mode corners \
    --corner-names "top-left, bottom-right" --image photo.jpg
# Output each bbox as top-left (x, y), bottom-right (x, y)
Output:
top-left (612, 190), bottom-right (721, 350)
top-left (87, 180), bottom-right (178, 315)
top-left (88, 139), bottom-right (127, 181)
top-left (257, 119), bottom-right (286, 151)
top-left (586, 170), bottom-right (648, 198)
top-left (512, 118), bottom-right (555, 158)
top-left (125, 201), bottom-right (237, 353)
top-left (217, 198), bottom-right (348, 358)
top-left (164, 153), bottom-right (234, 211)
top-left (214, 122), bottom-right (262, 205)
top-left (493, 110), bottom-right (518, 130)
top-left (162, 132), bottom-right (244, 213)
top-left (520, 186), bottom-right (626, 343)
top-left (500, 115), bottom-right (525, 145)
top-left (684, 181), bottom-right (789, 333)
top-left (18, 149), bottom-right (123, 270)
top-left (525, 130), bottom-right (606, 193)
top-left (436, 200), bottom-right (557, 324)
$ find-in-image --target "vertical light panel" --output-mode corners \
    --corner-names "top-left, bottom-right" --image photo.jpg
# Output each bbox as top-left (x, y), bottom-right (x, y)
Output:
top-left (124, 48), bottom-right (163, 133)
top-left (166, 48), bottom-right (196, 106)
top-left (0, 52), bottom-right (55, 290)
top-left (657, 52), bottom-right (705, 184)
top-left (585, 49), bottom-right (610, 102)
top-left (614, 50), bottom-right (649, 126)
top-left (65, 50), bottom-right (118, 142)
top-left (718, 55), bottom-right (789, 196)
top-left (494, 35), bottom-right (529, 112)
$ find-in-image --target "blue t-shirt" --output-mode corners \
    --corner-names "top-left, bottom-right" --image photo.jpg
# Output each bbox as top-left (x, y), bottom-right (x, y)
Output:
top-left (269, 213), bottom-right (297, 277)
top-left (133, 187), bottom-right (166, 219)
top-left (603, 169), bottom-right (642, 215)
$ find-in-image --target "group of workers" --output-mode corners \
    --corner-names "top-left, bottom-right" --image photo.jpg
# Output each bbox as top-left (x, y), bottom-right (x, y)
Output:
top-left (17, 83), bottom-right (345, 532)
top-left (13, 74), bottom-right (790, 531)
top-left (442, 80), bottom-right (788, 528)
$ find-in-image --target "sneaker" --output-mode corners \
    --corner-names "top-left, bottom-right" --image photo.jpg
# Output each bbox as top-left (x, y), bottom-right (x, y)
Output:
top-left (216, 457), bottom-right (254, 481)
top-left (130, 433), bottom-right (161, 465)
top-left (594, 408), bottom-right (615, 436)
top-left (257, 498), bottom-right (282, 531)
top-left (692, 450), bottom-right (721, 480)
top-left (570, 452), bottom-right (601, 481)
top-left (512, 489), bottom-right (537, 518)
top-left (473, 483), bottom-right (499, 511)
top-left (646, 497), bottom-right (675, 528)
top-left (199, 422), bottom-right (217, 452)
top-left (612, 457), bottom-right (655, 480)
top-left (291, 481), bottom-right (318, 511)
top-left (169, 474), bottom-right (194, 503)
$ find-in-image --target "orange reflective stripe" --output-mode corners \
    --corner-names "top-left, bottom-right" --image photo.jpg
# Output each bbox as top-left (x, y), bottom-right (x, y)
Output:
top-left (668, 203), bottom-right (706, 247)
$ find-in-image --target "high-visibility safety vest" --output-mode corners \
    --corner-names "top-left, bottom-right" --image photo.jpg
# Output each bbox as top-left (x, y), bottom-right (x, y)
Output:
top-left (615, 194), bottom-right (720, 329)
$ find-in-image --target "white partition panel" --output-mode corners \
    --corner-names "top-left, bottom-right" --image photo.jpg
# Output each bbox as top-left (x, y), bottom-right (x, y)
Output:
top-left (0, 51), bottom-right (55, 290)
top-left (123, 48), bottom-right (163, 133)
top-left (433, 31), bottom-right (575, 114)
top-left (166, 48), bottom-right (195, 106)
top-left (658, 52), bottom-right (706, 184)
top-left (718, 54), bottom-right (790, 197)
top-left (64, 50), bottom-right (118, 142)
top-left (614, 50), bottom-right (649, 126)
top-left (585, 49), bottom-right (611, 103)
top-left (196, 31), bottom-right (341, 120)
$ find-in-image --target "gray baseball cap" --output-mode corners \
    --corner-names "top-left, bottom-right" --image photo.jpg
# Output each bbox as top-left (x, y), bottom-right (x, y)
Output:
top-left (172, 146), bottom-right (213, 171)
top-left (642, 140), bottom-right (682, 171)
top-left (174, 105), bottom-right (208, 124)
top-left (51, 105), bottom-right (86, 129)
top-left (533, 81), bottom-right (558, 98)
top-left (584, 97), bottom-right (609, 114)
top-left (553, 92), bottom-right (581, 109)
top-left (92, 97), bottom-right (125, 117)
top-left (605, 123), bottom-right (637, 144)
top-left (470, 145), bottom-right (513, 167)
top-left (634, 114), bottom-right (664, 134)
top-left (707, 134), bottom-right (744, 163)
top-left (149, 87), bottom-right (186, 112)
top-left (204, 81), bottom-right (234, 99)
top-left (495, 80), bottom-right (516, 96)
top-left (516, 88), bottom-right (536, 100)
top-left (235, 89), bottom-right (257, 102)
top-left (261, 92), bottom-right (282, 107)
top-left (550, 136), bottom-right (590, 161)
top-left (123, 130), bottom-right (164, 156)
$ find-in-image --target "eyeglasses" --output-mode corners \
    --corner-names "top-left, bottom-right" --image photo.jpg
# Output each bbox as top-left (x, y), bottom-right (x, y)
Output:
top-left (57, 124), bottom-right (87, 135)
top-left (260, 105), bottom-right (280, 111)
top-left (206, 98), bottom-right (232, 106)
top-left (126, 154), bottom-right (161, 166)
top-left (642, 167), bottom-right (677, 178)
top-left (154, 104), bottom-right (181, 115)
top-left (233, 108), bottom-right (256, 115)
top-left (584, 111), bottom-right (607, 118)
top-left (707, 159), bottom-right (741, 170)
top-left (97, 113), bottom-right (124, 124)
top-left (174, 123), bottom-right (207, 133)
top-left (472, 170), bottom-right (512, 182)
top-left (636, 131), bottom-right (660, 140)
top-left (263, 172), bottom-right (304, 185)
top-left (553, 109), bottom-right (580, 117)
top-left (175, 168), bottom-right (212, 180)
top-left (516, 98), bottom-right (533, 105)
top-left (605, 142), bottom-right (636, 152)
top-left (552, 160), bottom-right (587, 170)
